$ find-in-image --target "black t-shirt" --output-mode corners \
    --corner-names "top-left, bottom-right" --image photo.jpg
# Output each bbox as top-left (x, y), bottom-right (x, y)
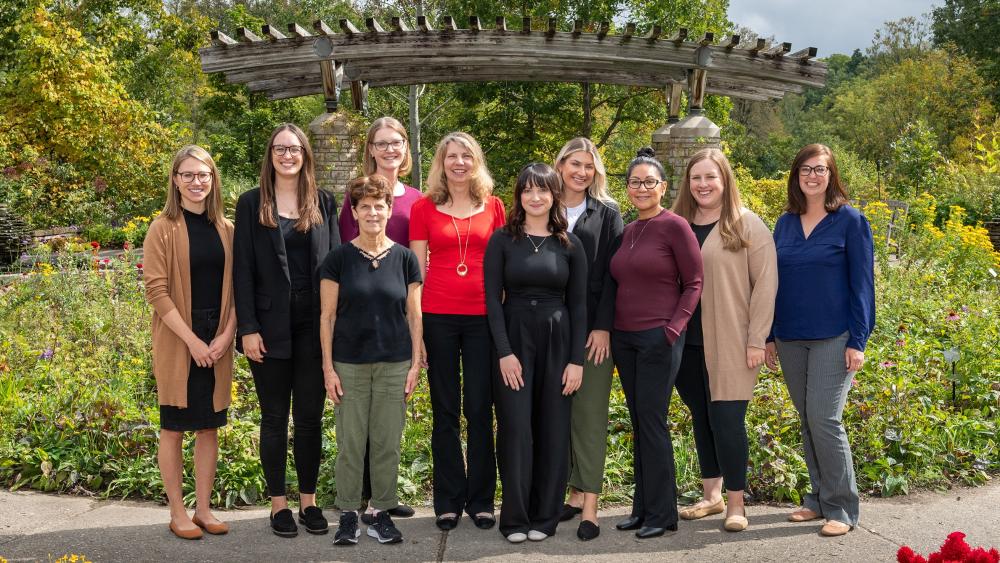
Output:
top-left (184, 209), bottom-right (224, 311)
top-left (319, 242), bottom-right (422, 363)
top-left (686, 221), bottom-right (717, 347)
top-left (279, 216), bottom-right (313, 292)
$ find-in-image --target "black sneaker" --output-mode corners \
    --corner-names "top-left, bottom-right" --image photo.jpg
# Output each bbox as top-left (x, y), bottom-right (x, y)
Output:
top-left (298, 506), bottom-right (329, 535)
top-left (362, 504), bottom-right (415, 524)
top-left (270, 508), bottom-right (298, 538)
top-left (334, 511), bottom-right (361, 546)
top-left (367, 511), bottom-right (403, 544)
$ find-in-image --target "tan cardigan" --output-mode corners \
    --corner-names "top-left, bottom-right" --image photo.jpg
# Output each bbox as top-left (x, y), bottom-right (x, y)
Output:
top-left (143, 214), bottom-right (235, 410)
top-left (699, 209), bottom-right (778, 401)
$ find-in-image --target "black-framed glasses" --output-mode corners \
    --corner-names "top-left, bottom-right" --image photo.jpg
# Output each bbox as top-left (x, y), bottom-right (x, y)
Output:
top-left (371, 140), bottom-right (406, 152)
top-left (272, 145), bottom-right (304, 156)
top-left (626, 178), bottom-right (662, 190)
top-left (175, 171), bottom-right (213, 184)
top-left (798, 165), bottom-right (829, 177)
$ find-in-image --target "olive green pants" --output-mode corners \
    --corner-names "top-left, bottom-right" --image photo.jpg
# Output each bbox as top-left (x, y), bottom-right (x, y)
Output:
top-left (333, 360), bottom-right (409, 511)
top-left (567, 356), bottom-right (616, 493)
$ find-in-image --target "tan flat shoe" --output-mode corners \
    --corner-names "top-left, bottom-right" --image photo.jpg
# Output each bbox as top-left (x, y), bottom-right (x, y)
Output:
top-left (169, 520), bottom-right (203, 540)
top-left (192, 514), bottom-right (229, 535)
top-left (679, 498), bottom-right (725, 520)
top-left (820, 520), bottom-right (851, 537)
top-left (787, 508), bottom-right (822, 522)
top-left (724, 513), bottom-right (749, 532)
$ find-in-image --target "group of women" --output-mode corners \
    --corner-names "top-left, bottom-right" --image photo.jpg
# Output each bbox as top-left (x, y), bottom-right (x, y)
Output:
top-left (144, 115), bottom-right (875, 547)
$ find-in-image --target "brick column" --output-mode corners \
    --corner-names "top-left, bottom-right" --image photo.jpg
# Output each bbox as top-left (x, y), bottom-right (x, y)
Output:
top-left (651, 111), bottom-right (721, 206)
top-left (308, 112), bottom-right (366, 196)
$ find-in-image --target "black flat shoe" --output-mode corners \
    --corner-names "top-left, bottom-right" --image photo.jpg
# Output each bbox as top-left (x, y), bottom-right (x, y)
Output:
top-left (270, 508), bottom-right (298, 538)
top-left (472, 514), bottom-right (496, 530)
top-left (577, 520), bottom-right (600, 541)
top-left (298, 506), bottom-right (328, 534)
top-left (435, 515), bottom-right (459, 531)
top-left (635, 526), bottom-right (665, 538)
top-left (560, 503), bottom-right (583, 522)
top-left (388, 504), bottom-right (415, 518)
top-left (615, 515), bottom-right (643, 530)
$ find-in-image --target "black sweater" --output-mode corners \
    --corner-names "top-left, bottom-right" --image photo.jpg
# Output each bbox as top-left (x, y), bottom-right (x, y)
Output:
top-left (570, 197), bottom-right (624, 332)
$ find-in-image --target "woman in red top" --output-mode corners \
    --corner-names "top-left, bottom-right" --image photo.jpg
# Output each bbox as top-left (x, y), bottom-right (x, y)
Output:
top-left (409, 132), bottom-right (506, 531)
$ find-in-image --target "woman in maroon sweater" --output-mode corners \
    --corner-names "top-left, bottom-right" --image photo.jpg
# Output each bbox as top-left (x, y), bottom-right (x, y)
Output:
top-left (598, 148), bottom-right (703, 539)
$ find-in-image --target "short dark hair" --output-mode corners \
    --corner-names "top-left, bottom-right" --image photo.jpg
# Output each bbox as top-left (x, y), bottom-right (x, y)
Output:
top-left (786, 144), bottom-right (848, 214)
top-left (347, 174), bottom-right (394, 209)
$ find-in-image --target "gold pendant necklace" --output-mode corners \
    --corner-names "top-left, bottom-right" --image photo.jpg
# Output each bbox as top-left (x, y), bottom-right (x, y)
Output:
top-left (451, 215), bottom-right (472, 277)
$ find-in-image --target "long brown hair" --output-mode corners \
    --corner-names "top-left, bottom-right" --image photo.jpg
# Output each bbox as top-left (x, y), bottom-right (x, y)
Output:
top-left (363, 117), bottom-right (412, 177)
top-left (786, 143), bottom-right (848, 214)
top-left (425, 132), bottom-right (494, 207)
top-left (162, 145), bottom-right (226, 225)
top-left (672, 148), bottom-right (749, 252)
top-left (504, 163), bottom-right (571, 248)
top-left (258, 123), bottom-right (322, 232)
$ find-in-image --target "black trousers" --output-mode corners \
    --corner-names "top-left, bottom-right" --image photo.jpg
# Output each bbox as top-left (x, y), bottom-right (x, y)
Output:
top-left (250, 290), bottom-right (325, 497)
top-left (423, 313), bottom-right (496, 516)
top-left (675, 345), bottom-right (749, 491)
top-left (612, 327), bottom-right (685, 529)
top-left (494, 298), bottom-right (572, 537)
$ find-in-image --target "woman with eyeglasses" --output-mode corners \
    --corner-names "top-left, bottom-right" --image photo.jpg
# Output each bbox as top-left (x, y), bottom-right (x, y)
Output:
top-left (765, 144), bottom-right (874, 537)
top-left (144, 145), bottom-right (235, 540)
top-left (337, 116), bottom-right (420, 524)
top-left (234, 123), bottom-right (340, 538)
top-left (599, 147), bottom-right (703, 539)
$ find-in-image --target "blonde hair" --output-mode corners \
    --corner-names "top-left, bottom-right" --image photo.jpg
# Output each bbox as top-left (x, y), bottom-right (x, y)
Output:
top-left (363, 117), bottom-right (412, 177)
top-left (672, 148), bottom-right (749, 252)
top-left (553, 137), bottom-right (613, 204)
top-left (425, 132), bottom-right (494, 207)
top-left (162, 145), bottom-right (225, 225)
top-left (258, 123), bottom-right (322, 232)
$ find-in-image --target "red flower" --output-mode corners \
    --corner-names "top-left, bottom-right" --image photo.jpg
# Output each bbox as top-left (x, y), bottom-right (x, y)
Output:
top-left (941, 532), bottom-right (973, 560)
top-left (136, 263), bottom-right (143, 269)
top-left (90, 241), bottom-right (100, 249)
top-left (123, 241), bottom-right (131, 250)
top-left (898, 546), bottom-right (927, 563)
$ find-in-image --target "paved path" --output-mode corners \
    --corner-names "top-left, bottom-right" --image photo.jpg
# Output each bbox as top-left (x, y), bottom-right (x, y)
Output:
top-left (1, 482), bottom-right (998, 562)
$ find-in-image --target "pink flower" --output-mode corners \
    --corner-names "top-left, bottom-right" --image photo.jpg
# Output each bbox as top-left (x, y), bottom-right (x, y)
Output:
top-left (880, 361), bottom-right (897, 368)
top-left (896, 339), bottom-right (906, 347)
top-left (946, 312), bottom-right (961, 322)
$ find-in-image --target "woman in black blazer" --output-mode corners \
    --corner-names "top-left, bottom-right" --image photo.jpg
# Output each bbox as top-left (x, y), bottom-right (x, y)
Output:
top-left (234, 123), bottom-right (340, 538)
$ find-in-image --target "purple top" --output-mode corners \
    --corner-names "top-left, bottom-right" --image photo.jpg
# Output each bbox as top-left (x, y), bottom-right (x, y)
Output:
top-left (338, 183), bottom-right (423, 246)
top-left (604, 210), bottom-right (703, 343)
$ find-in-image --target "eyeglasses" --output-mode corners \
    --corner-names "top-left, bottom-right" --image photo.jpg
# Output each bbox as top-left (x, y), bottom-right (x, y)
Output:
top-left (272, 145), bottom-right (304, 156)
top-left (175, 171), bottom-right (213, 184)
top-left (372, 140), bottom-right (405, 152)
top-left (626, 178), bottom-right (662, 190)
top-left (798, 165), bottom-right (829, 177)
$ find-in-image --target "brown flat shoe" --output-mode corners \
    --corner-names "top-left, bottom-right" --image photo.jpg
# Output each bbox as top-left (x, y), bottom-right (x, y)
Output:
top-left (820, 520), bottom-right (851, 537)
top-left (787, 508), bottom-right (822, 522)
top-left (679, 498), bottom-right (725, 520)
top-left (169, 520), bottom-right (203, 540)
top-left (724, 513), bottom-right (749, 532)
top-left (192, 514), bottom-right (229, 535)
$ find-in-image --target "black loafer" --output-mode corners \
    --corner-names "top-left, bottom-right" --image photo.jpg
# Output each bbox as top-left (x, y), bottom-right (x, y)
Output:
top-left (472, 514), bottom-right (496, 530)
top-left (435, 515), bottom-right (459, 531)
top-left (636, 523), bottom-right (677, 538)
top-left (270, 508), bottom-right (298, 538)
top-left (560, 503), bottom-right (583, 522)
top-left (388, 504), bottom-right (415, 518)
top-left (298, 506), bottom-right (328, 535)
top-left (577, 520), bottom-right (600, 541)
top-left (615, 515), bottom-right (643, 530)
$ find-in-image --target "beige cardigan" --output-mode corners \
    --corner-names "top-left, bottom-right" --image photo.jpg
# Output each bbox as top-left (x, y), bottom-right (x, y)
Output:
top-left (143, 214), bottom-right (235, 410)
top-left (699, 209), bottom-right (778, 401)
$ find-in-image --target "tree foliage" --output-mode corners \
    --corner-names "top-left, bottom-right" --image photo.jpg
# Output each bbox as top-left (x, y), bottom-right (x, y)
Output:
top-left (932, 0), bottom-right (1000, 105)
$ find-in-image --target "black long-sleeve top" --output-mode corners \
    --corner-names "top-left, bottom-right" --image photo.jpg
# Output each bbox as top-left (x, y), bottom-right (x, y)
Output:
top-left (484, 230), bottom-right (588, 366)
top-left (571, 197), bottom-right (624, 332)
top-left (183, 208), bottom-right (224, 311)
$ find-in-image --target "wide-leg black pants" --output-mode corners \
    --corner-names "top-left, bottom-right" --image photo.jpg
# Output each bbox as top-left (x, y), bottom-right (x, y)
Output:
top-left (494, 298), bottom-right (572, 537)
top-left (612, 327), bottom-right (685, 529)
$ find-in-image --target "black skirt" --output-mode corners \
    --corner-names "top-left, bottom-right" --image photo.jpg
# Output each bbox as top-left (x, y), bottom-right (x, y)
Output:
top-left (160, 308), bottom-right (228, 431)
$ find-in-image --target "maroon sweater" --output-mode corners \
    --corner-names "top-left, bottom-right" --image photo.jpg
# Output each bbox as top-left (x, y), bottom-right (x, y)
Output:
top-left (602, 209), bottom-right (703, 343)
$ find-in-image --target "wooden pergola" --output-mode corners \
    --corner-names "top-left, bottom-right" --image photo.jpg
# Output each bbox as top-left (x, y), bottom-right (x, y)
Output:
top-left (199, 15), bottom-right (828, 114)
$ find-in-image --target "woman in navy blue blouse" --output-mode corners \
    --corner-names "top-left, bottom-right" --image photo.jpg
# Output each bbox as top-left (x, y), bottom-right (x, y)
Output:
top-left (764, 144), bottom-right (874, 538)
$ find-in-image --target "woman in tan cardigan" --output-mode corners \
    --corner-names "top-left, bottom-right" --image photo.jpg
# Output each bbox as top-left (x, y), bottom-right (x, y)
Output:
top-left (670, 148), bottom-right (777, 532)
top-left (143, 145), bottom-right (236, 540)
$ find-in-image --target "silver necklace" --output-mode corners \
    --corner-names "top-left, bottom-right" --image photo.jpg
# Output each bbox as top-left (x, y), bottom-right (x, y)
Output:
top-left (451, 215), bottom-right (472, 277)
top-left (525, 234), bottom-right (550, 253)
top-left (356, 245), bottom-right (391, 270)
top-left (630, 220), bottom-right (653, 249)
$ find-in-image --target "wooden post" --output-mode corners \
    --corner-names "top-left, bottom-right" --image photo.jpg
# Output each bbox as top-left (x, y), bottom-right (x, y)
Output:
top-left (668, 82), bottom-right (683, 123)
top-left (688, 69), bottom-right (707, 112)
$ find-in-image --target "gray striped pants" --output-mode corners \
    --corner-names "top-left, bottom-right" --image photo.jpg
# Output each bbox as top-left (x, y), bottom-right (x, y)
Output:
top-left (776, 332), bottom-right (860, 527)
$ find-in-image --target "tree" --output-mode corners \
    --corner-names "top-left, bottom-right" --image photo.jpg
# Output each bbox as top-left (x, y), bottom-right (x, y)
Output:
top-left (932, 0), bottom-right (1000, 105)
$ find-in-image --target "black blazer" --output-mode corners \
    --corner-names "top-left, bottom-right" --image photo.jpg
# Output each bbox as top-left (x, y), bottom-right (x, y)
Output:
top-left (571, 196), bottom-right (624, 331)
top-left (234, 187), bottom-right (340, 359)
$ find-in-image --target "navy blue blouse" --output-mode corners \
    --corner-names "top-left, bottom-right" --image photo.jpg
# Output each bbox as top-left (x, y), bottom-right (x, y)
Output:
top-left (770, 205), bottom-right (875, 351)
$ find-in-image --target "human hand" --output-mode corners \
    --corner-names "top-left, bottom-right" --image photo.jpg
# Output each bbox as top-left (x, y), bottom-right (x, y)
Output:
top-left (845, 347), bottom-right (864, 373)
top-left (746, 346), bottom-right (765, 369)
top-left (562, 363), bottom-right (583, 395)
top-left (764, 342), bottom-right (779, 371)
top-left (586, 330), bottom-right (611, 365)
top-left (499, 354), bottom-right (524, 391)
top-left (242, 333), bottom-right (267, 363)
top-left (188, 338), bottom-right (214, 368)
top-left (405, 365), bottom-right (421, 401)
top-left (324, 364), bottom-right (343, 404)
top-left (207, 335), bottom-right (230, 362)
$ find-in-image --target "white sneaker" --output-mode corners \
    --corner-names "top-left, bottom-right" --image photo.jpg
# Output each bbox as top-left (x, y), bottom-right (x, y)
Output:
top-left (507, 532), bottom-right (527, 543)
top-left (528, 530), bottom-right (548, 541)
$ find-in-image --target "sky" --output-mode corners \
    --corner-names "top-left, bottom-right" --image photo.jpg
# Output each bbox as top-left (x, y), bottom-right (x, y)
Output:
top-left (727, 0), bottom-right (939, 57)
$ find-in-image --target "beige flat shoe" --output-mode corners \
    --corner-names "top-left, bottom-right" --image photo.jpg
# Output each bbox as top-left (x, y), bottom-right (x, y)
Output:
top-left (679, 498), bottom-right (725, 520)
top-left (820, 520), bottom-right (851, 537)
top-left (787, 508), bottom-right (822, 522)
top-left (724, 513), bottom-right (748, 532)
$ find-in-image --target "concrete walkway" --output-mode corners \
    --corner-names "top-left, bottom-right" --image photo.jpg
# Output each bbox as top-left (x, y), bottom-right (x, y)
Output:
top-left (1, 482), bottom-right (998, 562)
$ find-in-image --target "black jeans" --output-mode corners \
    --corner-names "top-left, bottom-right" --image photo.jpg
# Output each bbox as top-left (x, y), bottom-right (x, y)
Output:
top-left (675, 345), bottom-right (749, 491)
top-left (250, 289), bottom-right (325, 497)
top-left (612, 327), bottom-right (685, 529)
top-left (423, 313), bottom-right (496, 517)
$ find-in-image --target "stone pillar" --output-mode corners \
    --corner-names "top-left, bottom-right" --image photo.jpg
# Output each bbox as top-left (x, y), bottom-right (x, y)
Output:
top-left (308, 111), bottom-right (365, 196)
